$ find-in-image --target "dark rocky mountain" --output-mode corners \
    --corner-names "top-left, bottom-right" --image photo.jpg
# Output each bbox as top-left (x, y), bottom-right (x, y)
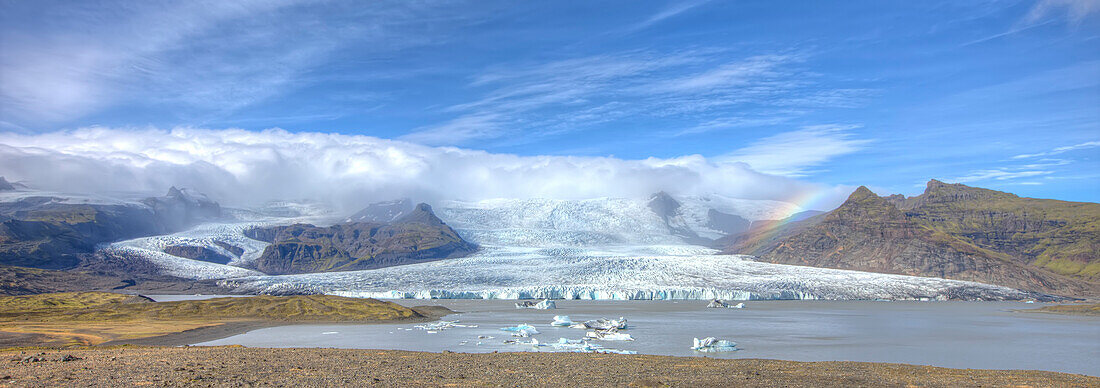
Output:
top-left (162, 245), bottom-right (233, 264)
top-left (141, 187), bottom-right (222, 232)
top-left (647, 192), bottom-right (709, 244)
top-left (720, 181), bottom-right (1100, 296)
top-left (0, 187), bottom-right (222, 269)
top-left (346, 199), bottom-right (414, 223)
top-left (245, 203), bottom-right (477, 275)
top-left (0, 177), bottom-right (14, 191)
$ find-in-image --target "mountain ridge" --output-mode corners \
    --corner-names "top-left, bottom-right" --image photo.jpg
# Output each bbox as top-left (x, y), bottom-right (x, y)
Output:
top-left (720, 181), bottom-right (1100, 296)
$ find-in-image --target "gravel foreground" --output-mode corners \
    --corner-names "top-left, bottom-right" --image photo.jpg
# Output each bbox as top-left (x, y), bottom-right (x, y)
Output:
top-left (1, 346), bottom-right (1097, 387)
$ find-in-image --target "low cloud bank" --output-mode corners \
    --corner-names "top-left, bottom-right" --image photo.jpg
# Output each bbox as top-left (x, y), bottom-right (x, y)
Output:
top-left (0, 127), bottom-right (847, 211)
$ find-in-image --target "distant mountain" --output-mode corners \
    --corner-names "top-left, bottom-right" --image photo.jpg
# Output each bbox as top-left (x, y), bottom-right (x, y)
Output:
top-left (0, 187), bottom-right (223, 269)
top-left (346, 198), bottom-right (414, 223)
top-left (244, 203), bottom-right (477, 275)
top-left (0, 177), bottom-right (14, 191)
top-left (720, 180), bottom-right (1100, 296)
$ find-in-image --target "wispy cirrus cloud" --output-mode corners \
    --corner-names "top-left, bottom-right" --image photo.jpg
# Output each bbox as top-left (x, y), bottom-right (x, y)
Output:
top-left (0, 0), bottom-right (484, 127)
top-left (719, 124), bottom-right (872, 177)
top-left (1013, 140), bottom-right (1100, 159)
top-left (1022, 0), bottom-right (1100, 25)
top-left (402, 51), bottom-right (869, 146)
top-left (629, 0), bottom-right (713, 32)
top-left (953, 169), bottom-right (1055, 183)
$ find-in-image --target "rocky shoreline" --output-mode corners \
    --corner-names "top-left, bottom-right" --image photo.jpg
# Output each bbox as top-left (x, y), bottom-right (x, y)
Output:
top-left (1, 346), bottom-right (1096, 387)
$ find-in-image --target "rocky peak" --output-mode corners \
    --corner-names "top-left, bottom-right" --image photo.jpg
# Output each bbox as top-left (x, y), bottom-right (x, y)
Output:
top-left (916, 179), bottom-right (1017, 206)
top-left (397, 203), bottom-right (446, 225)
top-left (829, 186), bottom-right (906, 223)
top-left (0, 177), bottom-right (14, 191)
top-left (647, 191), bottom-right (681, 219)
top-left (347, 198), bottom-right (414, 223)
top-left (845, 186), bottom-right (879, 203)
top-left (141, 187), bottom-right (222, 231)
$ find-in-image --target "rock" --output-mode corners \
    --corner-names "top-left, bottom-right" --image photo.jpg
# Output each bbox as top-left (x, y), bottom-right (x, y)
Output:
top-left (0, 177), bottom-right (14, 191)
top-left (163, 245), bottom-right (232, 264)
top-left (246, 203), bottom-right (477, 275)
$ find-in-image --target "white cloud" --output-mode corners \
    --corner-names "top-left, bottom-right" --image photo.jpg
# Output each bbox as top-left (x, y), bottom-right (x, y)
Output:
top-left (411, 51), bottom-right (861, 146)
top-left (0, 1), bottom-right (479, 126)
top-left (1022, 0), bottom-right (1100, 25)
top-left (0, 127), bottom-right (848, 211)
top-left (1012, 140), bottom-right (1100, 159)
top-left (719, 125), bottom-right (871, 177)
top-left (953, 169), bottom-right (1054, 183)
top-left (629, 0), bottom-right (712, 32)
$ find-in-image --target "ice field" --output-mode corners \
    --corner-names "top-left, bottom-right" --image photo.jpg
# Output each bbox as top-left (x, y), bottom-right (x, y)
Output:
top-left (94, 196), bottom-right (1034, 301)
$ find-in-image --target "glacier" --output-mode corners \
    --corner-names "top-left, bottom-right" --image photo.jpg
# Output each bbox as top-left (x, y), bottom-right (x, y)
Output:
top-left (83, 195), bottom-right (1035, 301)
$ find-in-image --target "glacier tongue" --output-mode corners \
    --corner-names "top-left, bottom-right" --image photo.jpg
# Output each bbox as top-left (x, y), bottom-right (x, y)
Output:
top-left (100, 195), bottom-right (1035, 301)
top-left (219, 247), bottom-right (1030, 301)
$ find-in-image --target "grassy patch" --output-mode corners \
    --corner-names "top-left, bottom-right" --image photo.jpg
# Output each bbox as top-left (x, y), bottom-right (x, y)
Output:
top-left (0, 292), bottom-right (427, 347)
top-left (1026, 303), bottom-right (1100, 316)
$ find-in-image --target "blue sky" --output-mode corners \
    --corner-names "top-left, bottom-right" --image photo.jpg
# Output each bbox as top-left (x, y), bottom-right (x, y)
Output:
top-left (1, 0), bottom-right (1098, 204)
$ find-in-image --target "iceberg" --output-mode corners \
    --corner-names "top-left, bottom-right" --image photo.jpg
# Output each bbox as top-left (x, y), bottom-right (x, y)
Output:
top-left (499, 323), bottom-right (540, 337)
top-left (515, 299), bottom-right (557, 309)
top-left (691, 337), bottom-right (738, 352)
top-left (550, 315), bottom-right (574, 327)
top-left (580, 317), bottom-right (628, 330)
top-left (585, 329), bottom-right (634, 341)
top-left (549, 338), bottom-right (636, 354)
top-left (706, 299), bottom-right (745, 308)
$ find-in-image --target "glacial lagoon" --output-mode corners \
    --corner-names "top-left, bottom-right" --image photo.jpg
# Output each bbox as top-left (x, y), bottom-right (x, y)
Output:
top-left (194, 299), bottom-right (1100, 376)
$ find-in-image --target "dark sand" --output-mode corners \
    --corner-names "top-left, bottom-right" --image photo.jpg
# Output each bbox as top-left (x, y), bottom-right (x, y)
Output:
top-left (1, 346), bottom-right (1096, 387)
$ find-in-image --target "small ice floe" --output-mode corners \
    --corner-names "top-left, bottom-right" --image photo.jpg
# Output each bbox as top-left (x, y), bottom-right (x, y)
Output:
top-left (691, 337), bottom-right (738, 352)
top-left (1025, 300), bottom-right (1036, 304)
top-left (576, 317), bottom-right (628, 330)
top-left (413, 320), bottom-right (468, 332)
top-left (546, 338), bottom-right (637, 354)
top-left (515, 299), bottom-right (557, 309)
top-left (706, 299), bottom-right (745, 309)
top-left (585, 328), bottom-right (634, 341)
top-left (321, 331), bottom-right (339, 335)
top-left (550, 315), bottom-right (574, 327)
top-left (477, 335), bottom-right (494, 339)
top-left (500, 323), bottom-right (540, 337)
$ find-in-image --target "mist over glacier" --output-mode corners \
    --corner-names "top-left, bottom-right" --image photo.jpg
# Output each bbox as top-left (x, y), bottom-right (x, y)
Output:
top-left (0, 127), bottom-right (851, 212)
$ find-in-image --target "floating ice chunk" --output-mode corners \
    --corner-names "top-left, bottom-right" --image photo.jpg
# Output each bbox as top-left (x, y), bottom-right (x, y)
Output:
top-left (581, 317), bottom-right (627, 330)
top-left (500, 323), bottom-right (540, 337)
top-left (414, 320), bottom-right (465, 331)
top-left (477, 335), bottom-right (494, 339)
top-left (594, 348), bottom-right (638, 355)
top-left (515, 299), bottom-right (557, 309)
top-left (321, 331), bottom-right (339, 335)
top-left (691, 337), bottom-right (738, 352)
top-left (706, 299), bottom-right (745, 308)
top-left (550, 315), bottom-right (574, 327)
top-left (585, 329), bottom-right (634, 341)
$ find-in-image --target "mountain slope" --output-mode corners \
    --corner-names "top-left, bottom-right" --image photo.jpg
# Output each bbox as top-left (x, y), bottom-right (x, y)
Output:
top-left (245, 204), bottom-right (477, 275)
top-left (721, 182), bottom-right (1099, 296)
top-left (0, 187), bottom-right (222, 269)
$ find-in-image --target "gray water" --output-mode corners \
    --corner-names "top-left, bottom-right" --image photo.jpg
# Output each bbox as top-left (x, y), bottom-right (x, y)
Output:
top-left (195, 300), bottom-right (1100, 376)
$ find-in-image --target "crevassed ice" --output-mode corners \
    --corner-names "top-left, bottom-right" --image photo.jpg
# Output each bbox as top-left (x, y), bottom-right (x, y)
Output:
top-left (107, 196), bottom-right (1031, 301)
top-left (219, 247), bottom-right (1028, 301)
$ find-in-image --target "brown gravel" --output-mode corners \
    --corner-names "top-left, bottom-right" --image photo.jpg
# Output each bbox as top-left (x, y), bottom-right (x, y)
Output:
top-left (1, 346), bottom-right (1096, 387)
